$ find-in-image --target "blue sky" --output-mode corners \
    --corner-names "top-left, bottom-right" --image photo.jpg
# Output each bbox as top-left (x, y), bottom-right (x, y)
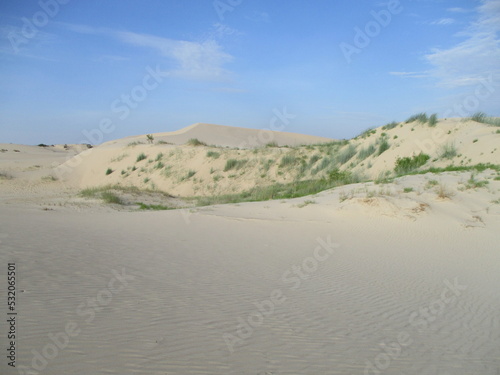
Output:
top-left (1, 0), bottom-right (499, 145)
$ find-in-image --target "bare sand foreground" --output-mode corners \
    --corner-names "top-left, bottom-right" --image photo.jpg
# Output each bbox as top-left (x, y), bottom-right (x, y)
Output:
top-left (1, 122), bottom-right (500, 374)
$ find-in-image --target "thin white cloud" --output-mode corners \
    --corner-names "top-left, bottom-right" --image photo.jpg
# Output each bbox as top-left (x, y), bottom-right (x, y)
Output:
top-left (60, 23), bottom-right (234, 81)
top-left (447, 7), bottom-right (472, 13)
top-left (116, 31), bottom-right (233, 80)
top-left (431, 18), bottom-right (455, 26)
top-left (389, 71), bottom-right (430, 78)
top-left (0, 25), bottom-right (58, 60)
top-left (425, 0), bottom-right (500, 88)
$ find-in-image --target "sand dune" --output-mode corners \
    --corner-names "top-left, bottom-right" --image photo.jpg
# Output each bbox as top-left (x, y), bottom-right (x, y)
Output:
top-left (113, 122), bottom-right (336, 148)
top-left (45, 118), bottom-right (500, 198)
top-left (1, 170), bottom-right (500, 374)
top-left (1, 119), bottom-right (499, 374)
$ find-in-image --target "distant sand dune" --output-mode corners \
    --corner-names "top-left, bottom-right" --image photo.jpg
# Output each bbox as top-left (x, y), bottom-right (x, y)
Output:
top-left (111, 122), bottom-right (336, 148)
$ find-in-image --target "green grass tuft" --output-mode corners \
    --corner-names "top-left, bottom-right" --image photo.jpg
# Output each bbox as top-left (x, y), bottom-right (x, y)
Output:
top-left (265, 141), bottom-right (279, 147)
top-left (101, 191), bottom-right (122, 204)
top-left (428, 113), bottom-right (438, 127)
top-left (279, 155), bottom-right (299, 168)
top-left (377, 138), bottom-right (390, 155)
top-left (224, 159), bottom-right (248, 172)
top-left (406, 112), bottom-right (428, 124)
top-left (358, 144), bottom-right (376, 161)
top-left (187, 138), bottom-right (207, 146)
top-left (136, 202), bottom-right (172, 210)
top-left (206, 151), bottom-right (220, 159)
top-left (136, 153), bottom-right (147, 162)
top-left (394, 153), bottom-right (430, 175)
top-left (440, 143), bottom-right (457, 159)
top-left (337, 145), bottom-right (357, 164)
top-left (382, 121), bottom-right (399, 130)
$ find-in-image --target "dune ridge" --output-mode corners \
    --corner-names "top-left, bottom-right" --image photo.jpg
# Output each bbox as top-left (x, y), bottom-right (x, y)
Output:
top-left (0, 117), bottom-right (499, 374)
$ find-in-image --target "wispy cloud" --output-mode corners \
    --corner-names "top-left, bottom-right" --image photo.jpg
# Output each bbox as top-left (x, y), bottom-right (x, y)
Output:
top-left (425, 0), bottom-right (500, 88)
top-left (431, 18), bottom-right (455, 26)
top-left (389, 71), bottom-right (429, 78)
top-left (0, 25), bottom-right (58, 60)
top-left (447, 7), bottom-right (473, 13)
top-left (60, 23), bottom-right (234, 81)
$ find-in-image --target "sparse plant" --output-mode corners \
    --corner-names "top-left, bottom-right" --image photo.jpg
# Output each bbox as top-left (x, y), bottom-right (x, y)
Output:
top-left (470, 112), bottom-right (486, 123)
top-left (406, 112), bottom-right (428, 124)
top-left (127, 141), bottom-right (144, 147)
top-left (111, 153), bottom-right (128, 162)
top-left (297, 200), bottom-right (316, 208)
top-left (309, 154), bottom-right (321, 164)
top-left (41, 175), bottom-right (58, 182)
top-left (266, 141), bottom-right (278, 147)
top-left (206, 151), bottom-right (220, 159)
top-left (339, 190), bottom-right (353, 202)
top-left (465, 173), bottom-right (489, 189)
top-left (440, 143), bottom-right (457, 159)
top-left (377, 138), bottom-right (390, 155)
top-left (101, 192), bottom-right (122, 204)
top-left (279, 155), bottom-right (299, 168)
top-left (428, 113), bottom-right (438, 127)
top-left (337, 145), bottom-right (357, 164)
top-left (187, 138), bottom-right (207, 146)
top-left (426, 179), bottom-right (439, 189)
top-left (328, 168), bottom-right (352, 185)
top-left (224, 159), bottom-right (247, 172)
top-left (357, 127), bottom-right (376, 139)
top-left (105, 168), bottom-right (114, 175)
top-left (436, 183), bottom-right (454, 199)
top-left (136, 202), bottom-right (171, 210)
top-left (186, 170), bottom-right (196, 178)
top-left (382, 121), bottom-right (398, 130)
top-left (403, 187), bottom-right (414, 193)
top-left (136, 153), bottom-right (147, 162)
top-left (155, 153), bottom-right (163, 161)
top-left (394, 153), bottom-right (430, 175)
top-left (146, 134), bottom-right (154, 144)
top-left (358, 144), bottom-right (376, 161)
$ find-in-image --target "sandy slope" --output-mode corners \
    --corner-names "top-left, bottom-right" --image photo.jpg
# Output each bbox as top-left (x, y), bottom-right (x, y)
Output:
top-left (1, 170), bottom-right (499, 374)
top-left (113, 123), bottom-right (336, 148)
top-left (1, 120), bottom-right (500, 374)
top-left (46, 119), bottom-right (500, 197)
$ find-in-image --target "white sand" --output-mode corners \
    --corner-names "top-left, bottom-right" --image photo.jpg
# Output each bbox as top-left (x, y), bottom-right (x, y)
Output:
top-left (1, 122), bottom-right (499, 374)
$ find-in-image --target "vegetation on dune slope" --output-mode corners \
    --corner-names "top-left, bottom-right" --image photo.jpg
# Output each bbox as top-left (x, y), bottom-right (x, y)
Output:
top-left (79, 114), bottom-right (500, 208)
